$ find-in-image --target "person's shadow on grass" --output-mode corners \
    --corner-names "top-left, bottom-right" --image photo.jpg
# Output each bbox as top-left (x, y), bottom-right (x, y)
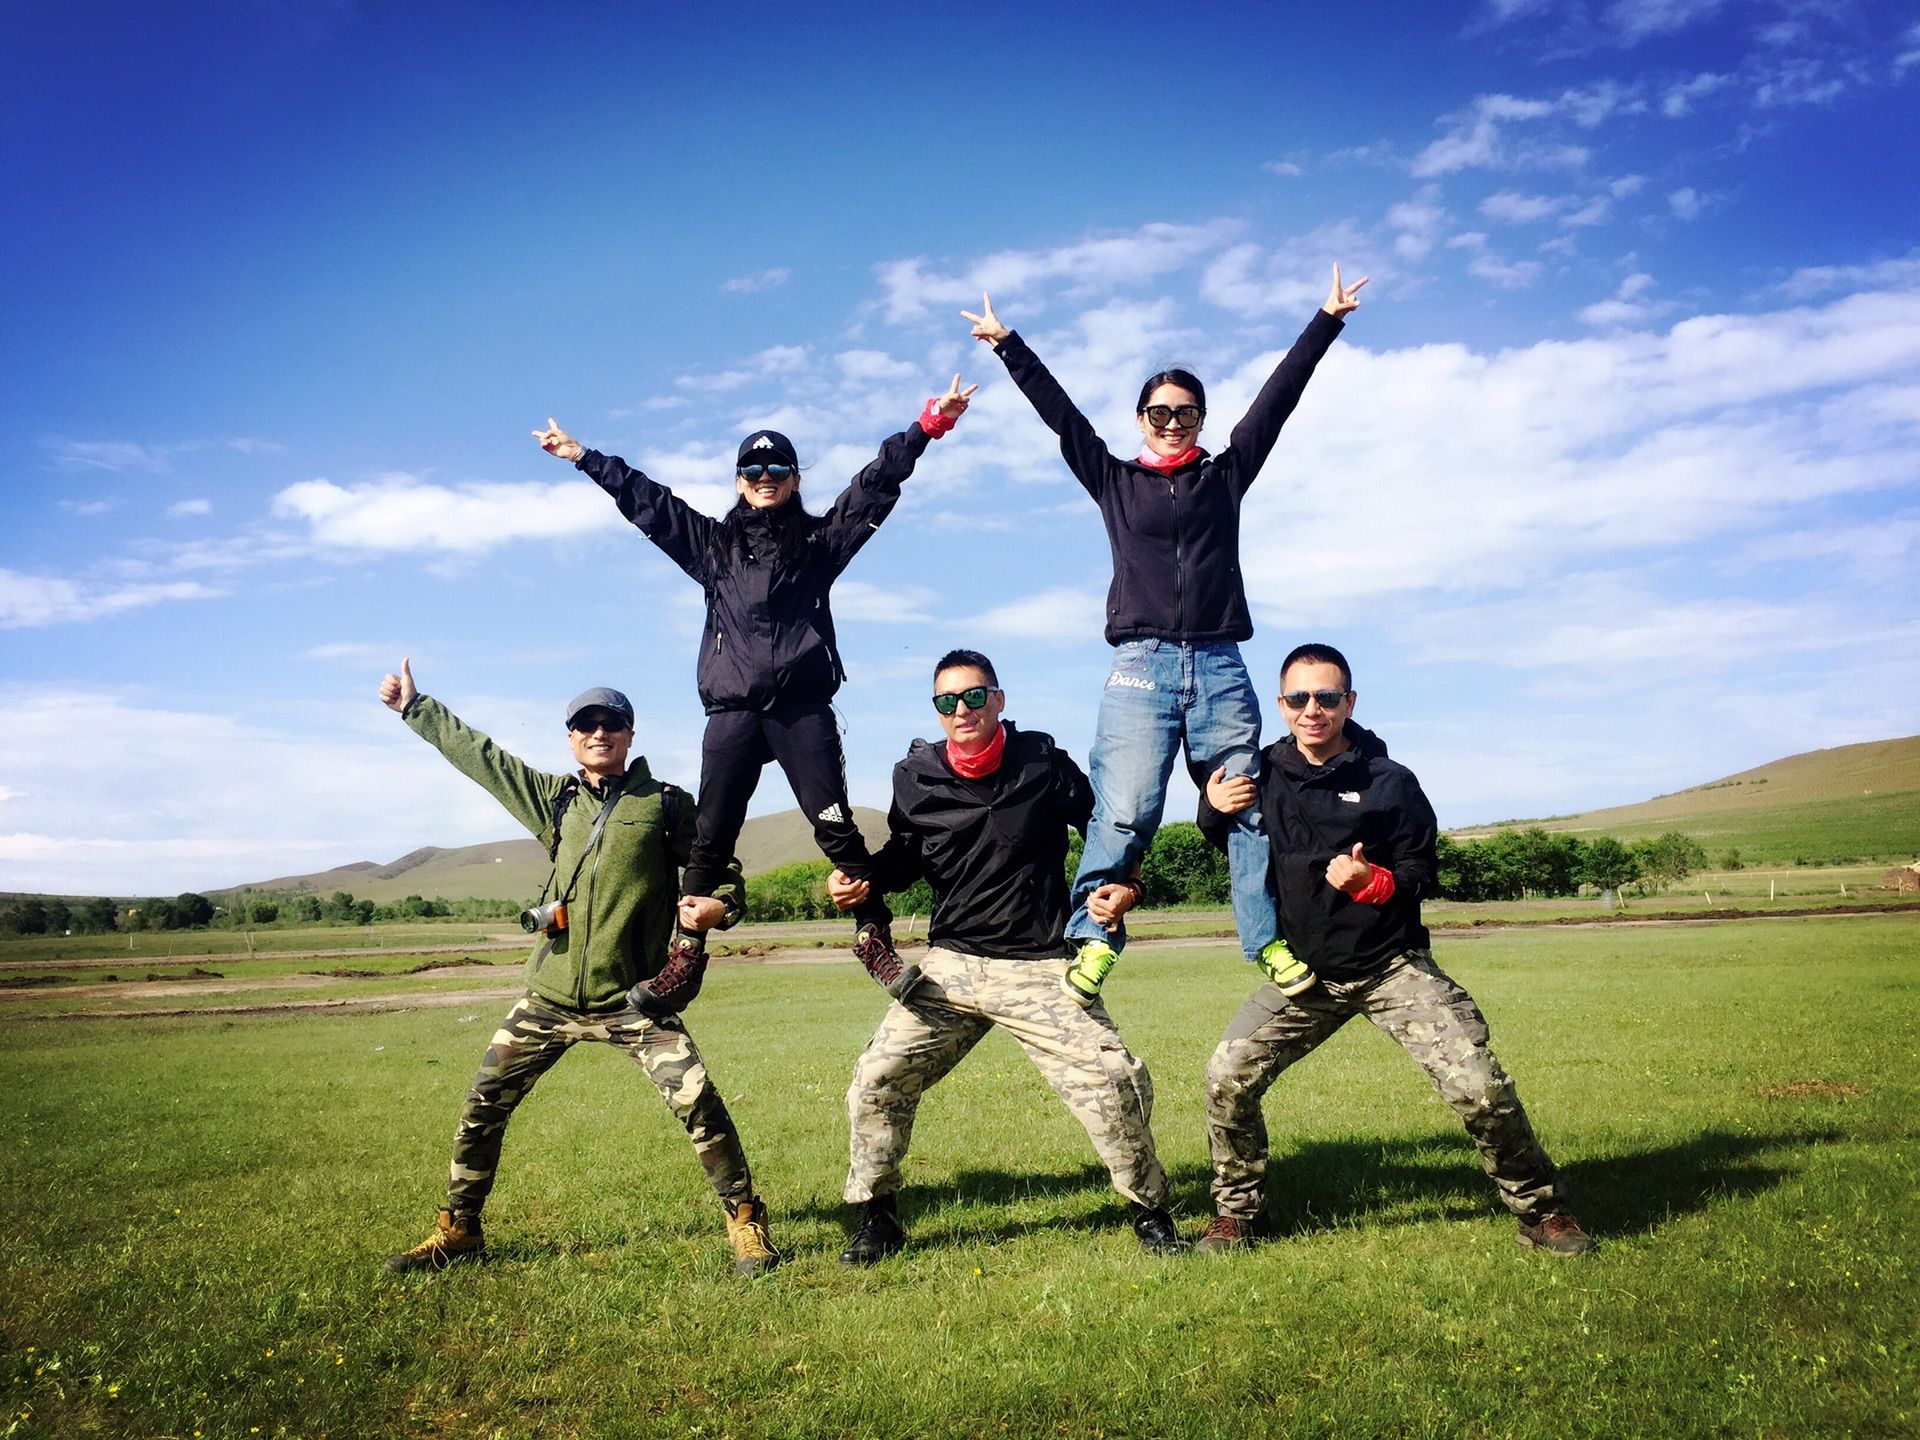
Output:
top-left (788, 1123), bottom-right (1837, 1247)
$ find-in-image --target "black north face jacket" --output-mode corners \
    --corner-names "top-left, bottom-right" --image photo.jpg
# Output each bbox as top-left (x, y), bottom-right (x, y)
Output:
top-left (1199, 721), bottom-right (1438, 981)
top-left (991, 308), bottom-right (1343, 646)
top-left (870, 723), bottom-right (1094, 961)
top-left (578, 424), bottom-right (932, 713)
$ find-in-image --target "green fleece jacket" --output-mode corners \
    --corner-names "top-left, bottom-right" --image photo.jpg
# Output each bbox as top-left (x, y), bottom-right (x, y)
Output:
top-left (404, 694), bottom-right (742, 1012)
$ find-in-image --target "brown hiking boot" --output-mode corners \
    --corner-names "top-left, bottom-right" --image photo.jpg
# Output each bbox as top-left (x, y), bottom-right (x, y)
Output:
top-left (1194, 1213), bottom-right (1256, 1254)
top-left (726, 1197), bottom-right (782, 1277)
top-left (1516, 1213), bottom-right (1596, 1257)
top-left (630, 930), bottom-right (708, 1015)
top-left (853, 924), bottom-right (924, 1002)
top-left (384, 1208), bottom-right (484, 1273)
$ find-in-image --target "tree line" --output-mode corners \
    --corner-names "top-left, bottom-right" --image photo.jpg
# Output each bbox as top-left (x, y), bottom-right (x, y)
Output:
top-left (1, 825), bottom-right (1717, 937)
top-left (0, 890), bottom-right (522, 936)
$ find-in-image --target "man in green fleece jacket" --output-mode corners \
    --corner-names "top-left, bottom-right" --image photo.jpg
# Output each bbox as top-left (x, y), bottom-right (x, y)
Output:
top-left (377, 659), bottom-right (779, 1276)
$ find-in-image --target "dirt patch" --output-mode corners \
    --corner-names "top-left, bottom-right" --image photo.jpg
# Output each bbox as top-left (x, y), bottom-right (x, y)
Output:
top-left (0, 974), bottom-right (76, 989)
top-left (1756, 1080), bottom-right (1868, 1101)
top-left (302, 957), bottom-right (509, 979)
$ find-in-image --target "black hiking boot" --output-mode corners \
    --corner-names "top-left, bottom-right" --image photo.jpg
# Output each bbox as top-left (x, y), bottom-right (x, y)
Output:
top-left (839, 1195), bottom-right (907, 1266)
top-left (1130, 1202), bottom-right (1189, 1255)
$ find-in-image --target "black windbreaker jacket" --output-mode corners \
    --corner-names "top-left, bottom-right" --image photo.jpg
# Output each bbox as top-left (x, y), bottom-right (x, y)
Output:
top-left (870, 723), bottom-right (1094, 961)
top-left (1198, 722), bottom-right (1438, 981)
top-left (578, 424), bottom-right (932, 713)
top-left (992, 309), bottom-right (1343, 646)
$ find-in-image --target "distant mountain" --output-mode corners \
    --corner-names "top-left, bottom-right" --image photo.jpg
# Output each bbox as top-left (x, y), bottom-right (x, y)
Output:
top-left (1449, 735), bottom-right (1920, 863)
top-left (213, 806), bottom-right (892, 903)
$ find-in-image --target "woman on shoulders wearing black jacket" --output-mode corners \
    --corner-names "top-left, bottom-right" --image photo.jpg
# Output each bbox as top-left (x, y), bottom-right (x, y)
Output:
top-left (535, 375), bottom-right (974, 1004)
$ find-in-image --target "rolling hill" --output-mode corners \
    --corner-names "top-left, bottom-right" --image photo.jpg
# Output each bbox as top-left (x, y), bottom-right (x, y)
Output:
top-left (1450, 734), bottom-right (1920, 862)
top-left (218, 806), bottom-right (891, 903)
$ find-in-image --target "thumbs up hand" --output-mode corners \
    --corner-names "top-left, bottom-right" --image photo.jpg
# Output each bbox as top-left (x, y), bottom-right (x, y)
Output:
top-left (1326, 842), bottom-right (1373, 896)
top-left (379, 657), bottom-right (417, 714)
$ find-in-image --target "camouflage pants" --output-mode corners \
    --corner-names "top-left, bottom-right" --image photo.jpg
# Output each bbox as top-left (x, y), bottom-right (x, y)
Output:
top-left (844, 946), bottom-right (1169, 1208)
top-left (446, 991), bottom-right (752, 1216)
top-left (1206, 951), bottom-right (1567, 1223)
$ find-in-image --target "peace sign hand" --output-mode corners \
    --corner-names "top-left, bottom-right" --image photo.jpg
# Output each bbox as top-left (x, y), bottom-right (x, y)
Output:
top-left (936, 374), bottom-right (980, 420)
top-left (533, 418), bottom-right (584, 462)
top-left (961, 293), bottom-right (1009, 344)
top-left (1322, 264), bottom-right (1369, 318)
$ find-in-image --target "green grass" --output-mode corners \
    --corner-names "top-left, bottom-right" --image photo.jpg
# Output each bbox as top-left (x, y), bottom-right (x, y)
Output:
top-left (3, 915), bottom-right (1916, 1438)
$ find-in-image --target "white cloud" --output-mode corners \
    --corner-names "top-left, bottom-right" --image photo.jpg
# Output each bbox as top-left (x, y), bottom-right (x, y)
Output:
top-left (57, 499), bottom-right (114, 516)
top-left (1263, 160), bottom-right (1303, 177)
top-left (1229, 281), bottom-right (1920, 628)
top-left (1601, 0), bottom-right (1726, 44)
top-left (1480, 191), bottom-right (1565, 224)
top-left (1897, 23), bottom-right (1920, 77)
top-left (674, 344), bottom-right (811, 393)
top-left (1577, 271), bottom-right (1666, 328)
top-left (300, 641), bottom-right (399, 664)
top-left (46, 440), bottom-right (172, 473)
top-left (0, 569), bottom-right (220, 629)
top-left (873, 222), bottom-right (1238, 323)
top-left (836, 349), bottom-right (921, 383)
top-left (975, 587), bottom-right (1106, 644)
top-left (1385, 187), bottom-right (1447, 261)
top-left (1411, 88), bottom-right (1618, 177)
top-left (1662, 71), bottom-right (1732, 116)
top-left (272, 474), bottom-right (627, 556)
top-left (1198, 221), bottom-right (1377, 317)
top-left (1667, 186), bottom-right (1706, 219)
top-left (1467, 252), bottom-right (1545, 289)
top-left (721, 267), bottom-right (792, 294)
top-left (1775, 251), bottom-right (1920, 300)
top-left (166, 498), bottom-right (212, 518)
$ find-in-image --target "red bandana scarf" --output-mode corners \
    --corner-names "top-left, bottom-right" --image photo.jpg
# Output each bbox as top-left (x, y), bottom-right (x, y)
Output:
top-left (946, 722), bottom-right (1007, 778)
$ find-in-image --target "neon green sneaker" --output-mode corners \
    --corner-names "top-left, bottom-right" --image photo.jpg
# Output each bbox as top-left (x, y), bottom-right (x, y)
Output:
top-left (1062, 939), bottom-right (1119, 1008)
top-left (1257, 940), bottom-right (1318, 997)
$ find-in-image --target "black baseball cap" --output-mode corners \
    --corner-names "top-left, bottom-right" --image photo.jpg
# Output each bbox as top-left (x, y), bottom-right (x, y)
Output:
top-left (564, 687), bottom-right (635, 729)
top-left (736, 430), bottom-right (798, 469)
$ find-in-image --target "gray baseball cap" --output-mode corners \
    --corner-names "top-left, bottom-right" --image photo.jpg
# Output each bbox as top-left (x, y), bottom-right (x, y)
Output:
top-left (564, 687), bottom-right (635, 729)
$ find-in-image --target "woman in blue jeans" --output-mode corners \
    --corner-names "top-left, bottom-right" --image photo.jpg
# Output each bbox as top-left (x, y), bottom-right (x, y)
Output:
top-left (965, 265), bottom-right (1366, 1005)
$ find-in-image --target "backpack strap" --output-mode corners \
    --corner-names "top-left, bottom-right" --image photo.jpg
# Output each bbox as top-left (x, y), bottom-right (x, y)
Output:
top-left (547, 776), bottom-right (581, 861)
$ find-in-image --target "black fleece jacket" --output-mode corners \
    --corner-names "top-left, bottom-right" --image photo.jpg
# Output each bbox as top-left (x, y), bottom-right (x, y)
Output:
top-left (578, 423), bottom-right (932, 713)
top-left (1198, 721), bottom-right (1437, 981)
top-left (869, 723), bottom-right (1094, 961)
top-left (991, 308), bottom-right (1343, 645)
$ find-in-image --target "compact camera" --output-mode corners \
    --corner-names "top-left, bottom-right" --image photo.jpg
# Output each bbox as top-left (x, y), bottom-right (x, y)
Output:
top-left (519, 900), bottom-right (568, 936)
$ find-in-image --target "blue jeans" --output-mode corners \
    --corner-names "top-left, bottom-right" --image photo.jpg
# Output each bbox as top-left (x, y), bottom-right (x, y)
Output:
top-left (1066, 639), bottom-right (1276, 966)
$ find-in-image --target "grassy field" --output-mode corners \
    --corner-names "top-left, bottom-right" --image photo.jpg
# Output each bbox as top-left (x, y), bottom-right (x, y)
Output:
top-left (2, 914), bottom-right (1915, 1439)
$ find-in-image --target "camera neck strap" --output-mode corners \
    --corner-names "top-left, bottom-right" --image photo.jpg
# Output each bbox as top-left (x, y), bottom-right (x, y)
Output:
top-left (535, 777), bottom-right (626, 908)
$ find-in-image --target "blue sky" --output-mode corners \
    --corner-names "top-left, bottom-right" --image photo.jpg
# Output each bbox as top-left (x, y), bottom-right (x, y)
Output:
top-left (4, 0), bottom-right (1918, 896)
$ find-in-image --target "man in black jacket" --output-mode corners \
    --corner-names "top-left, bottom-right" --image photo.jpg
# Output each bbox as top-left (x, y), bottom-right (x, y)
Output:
top-left (1193, 643), bottom-right (1593, 1257)
top-left (825, 649), bottom-right (1183, 1261)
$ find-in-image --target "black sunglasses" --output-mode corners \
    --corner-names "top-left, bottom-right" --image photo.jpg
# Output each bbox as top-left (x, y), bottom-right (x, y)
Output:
top-left (569, 712), bottom-right (632, 734)
top-left (1139, 404), bottom-right (1204, 429)
top-left (739, 463), bottom-right (795, 482)
top-left (1279, 689), bottom-right (1350, 711)
top-left (931, 686), bottom-right (998, 716)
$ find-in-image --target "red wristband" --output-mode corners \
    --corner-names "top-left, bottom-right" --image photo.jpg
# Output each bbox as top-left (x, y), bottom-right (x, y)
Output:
top-left (917, 398), bottom-right (956, 437)
top-left (1352, 866), bottom-right (1396, 905)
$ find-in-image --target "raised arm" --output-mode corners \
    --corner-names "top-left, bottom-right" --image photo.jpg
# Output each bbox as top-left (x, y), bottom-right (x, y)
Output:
top-left (964, 293), bottom-right (1114, 498)
top-left (1223, 265), bottom-right (1366, 493)
top-left (381, 658), bottom-right (566, 839)
top-left (817, 375), bottom-right (975, 574)
top-left (536, 418), bottom-right (719, 584)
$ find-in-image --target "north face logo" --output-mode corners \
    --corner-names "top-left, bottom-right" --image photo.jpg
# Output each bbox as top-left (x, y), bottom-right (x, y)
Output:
top-left (817, 803), bottom-right (846, 824)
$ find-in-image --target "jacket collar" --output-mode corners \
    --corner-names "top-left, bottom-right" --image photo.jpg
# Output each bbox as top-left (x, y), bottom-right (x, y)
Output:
top-left (1271, 722), bottom-right (1386, 778)
top-left (579, 755), bottom-right (653, 796)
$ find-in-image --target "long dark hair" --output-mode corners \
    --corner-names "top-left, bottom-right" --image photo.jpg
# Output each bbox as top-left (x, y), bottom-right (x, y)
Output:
top-left (705, 469), bottom-right (816, 575)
